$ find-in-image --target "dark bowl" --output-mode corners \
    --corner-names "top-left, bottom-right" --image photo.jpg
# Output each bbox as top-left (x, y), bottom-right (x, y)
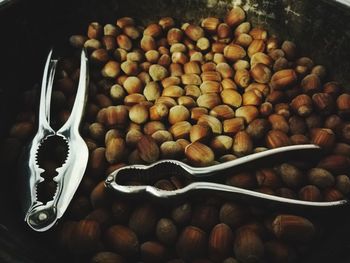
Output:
top-left (1, 0), bottom-right (350, 262)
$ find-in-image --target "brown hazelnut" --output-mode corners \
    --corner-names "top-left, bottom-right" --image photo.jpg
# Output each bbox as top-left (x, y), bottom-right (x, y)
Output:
top-left (210, 105), bottom-right (235, 120)
top-left (298, 185), bottom-right (322, 202)
top-left (225, 6), bottom-right (246, 26)
top-left (129, 203), bottom-right (157, 238)
top-left (176, 226), bottom-right (207, 261)
top-left (185, 141), bottom-right (215, 167)
top-left (233, 131), bottom-right (253, 156)
top-left (250, 63), bottom-right (272, 84)
top-left (317, 155), bottom-right (350, 174)
top-left (223, 44), bottom-right (246, 61)
top-left (226, 172), bottom-right (257, 190)
top-left (105, 225), bottom-right (139, 258)
top-left (137, 135), bottom-right (160, 163)
top-left (272, 214), bottom-right (315, 243)
top-left (208, 224), bottom-right (234, 262)
top-left (276, 163), bottom-right (304, 189)
top-left (219, 202), bottom-right (247, 228)
top-left (234, 228), bottom-right (264, 263)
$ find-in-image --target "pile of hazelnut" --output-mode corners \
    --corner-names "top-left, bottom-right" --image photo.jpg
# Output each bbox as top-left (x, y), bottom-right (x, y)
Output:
top-left (2, 5), bottom-right (350, 263)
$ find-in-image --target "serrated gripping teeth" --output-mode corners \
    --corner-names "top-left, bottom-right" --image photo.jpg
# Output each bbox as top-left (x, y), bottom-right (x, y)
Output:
top-left (22, 49), bottom-right (89, 232)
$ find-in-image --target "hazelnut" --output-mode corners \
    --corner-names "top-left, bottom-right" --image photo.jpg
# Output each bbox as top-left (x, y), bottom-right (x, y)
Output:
top-left (171, 202), bottom-right (192, 225)
top-left (116, 34), bottom-right (132, 51)
top-left (226, 171), bottom-right (257, 190)
top-left (169, 121), bottom-right (192, 140)
top-left (272, 214), bottom-right (315, 243)
top-left (163, 85), bottom-right (185, 98)
top-left (156, 218), bottom-right (178, 245)
top-left (323, 81), bottom-right (341, 98)
top-left (144, 23), bottom-right (162, 38)
top-left (317, 155), bottom-right (350, 174)
top-left (185, 141), bottom-right (215, 167)
top-left (270, 69), bottom-right (297, 90)
top-left (248, 39), bottom-right (266, 58)
top-left (140, 241), bottom-right (167, 263)
top-left (129, 203), bottom-right (158, 238)
top-left (221, 89), bottom-right (242, 108)
top-left (225, 6), bottom-right (246, 27)
top-left (143, 121), bottom-right (165, 135)
top-left (219, 202), bottom-right (247, 228)
top-left (105, 225), bottom-right (139, 258)
top-left (129, 104), bottom-right (149, 124)
top-left (105, 138), bottom-right (126, 164)
top-left (233, 131), bottom-right (253, 156)
top-left (337, 93), bottom-right (350, 118)
top-left (91, 252), bottom-right (124, 263)
top-left (324, 188), bottom-right (344, 201)
top-left (149, 103), bottom-right (169, 121)
top-left (268, 114), bottom-right (289, 133)
top-left (190, 124), bottom-right (212, 143)
top-left (310, 128), bottom-right (336, 150)
top-left (176, 226), bottom-right (207, 261)
top-left (217, 23), bottom-right (232, 42)
top-left (335, 175), bottom-right (350, 195)
top-left (149, 64), bottom-right (169, 81)
top-left (191, 107), bottom-right (209, 121)
top-left (234, 69), bottom-right (251, 88)
top-left (288, 116), bottom-right (307, 135)
top-left (223, 44), bottom-right (246, 61)
top-left (210, 105), bottom-right (235, 120)
top-left (210, 135), bottom-right (233, 155)
top-left (259, 102), bottom-right (273, 117)
top-left (137, 135), bottom-right (160, 163)
top-left (208, 224), bottom-right (234, 262)
top-left (197, 92), bottom-right (222, 110)
top-left (250, 52), bottom-right (273, 67)
top-left (121, 60), bottom-right (139, 76)
top-left (216, 62), bottom-right (234, 78)
top-left (264, 241), bottom-right (295, 263)
top-left (256, 168), bottom-right (281, 189)
top-left (246, 118), bottom-right (270, 140)
top-left (116, 17), bottom-right (135, 28)
top-left (71, 220), bottom-right (101, 254)
top-left (276, 163), bottom-right (304, 189)
top-left (223, 117), bottom-right (245, 135)
top-left (249, 27), bottom-right (268, 40)
top-left (198, 115), bottom-right (222, 134)
top-left (250, 63), bottom-right (271, 84)
top-left (160, 141), bottom-right (183, 159)
top-left (201, 17), bottom-right (220, 33)
top-left (235, 33), bottom-right (253, 47)
top-left (281, 41), bottom-right (297, 60)
top-left (234, 228), bottom-right (264, 263)
top-left (298, 185), bottom-right (322, 202)
top-left (185, 24), bottom-right (204, 41)
top-left (233, 60), bottom-right (250, 71)
top-left (235, 106), bottom-right (259, 124)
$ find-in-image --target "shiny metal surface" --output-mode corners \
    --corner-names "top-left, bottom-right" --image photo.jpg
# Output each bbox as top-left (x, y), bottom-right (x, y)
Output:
top-left (21, 49), bottom-right (89, 232)
top-left (106, 144), bottom-right (348, 208)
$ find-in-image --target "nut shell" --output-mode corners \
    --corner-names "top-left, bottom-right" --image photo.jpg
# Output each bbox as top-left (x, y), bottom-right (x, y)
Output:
top-left (185, 141), bottom-right (215, 167)
top-left (234, 228), bottom-right (264, 263)
top-left (272, 215), bottom-right (315, 243)
top-left (137, 135), bottom-right (160, 163)
top-left (270, 69), bottom-right (297, 90)
top-left (176, 226), bottom-right (207, 261)
top-left (105, 225), bottom-right (139, 258)
top-left (208, 223), bottom-right (233, 262)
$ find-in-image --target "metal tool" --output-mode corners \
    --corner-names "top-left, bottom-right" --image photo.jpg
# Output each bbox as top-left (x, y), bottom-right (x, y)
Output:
top-left (106, 144), bottom-right (348, 209)
top-left (21, 49), bottom-right (89, 232)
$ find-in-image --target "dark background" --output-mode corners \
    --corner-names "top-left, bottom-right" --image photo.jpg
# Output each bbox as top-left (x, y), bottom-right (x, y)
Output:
top-left (0, 0), bottom-right (350, 262)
